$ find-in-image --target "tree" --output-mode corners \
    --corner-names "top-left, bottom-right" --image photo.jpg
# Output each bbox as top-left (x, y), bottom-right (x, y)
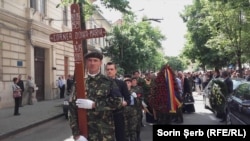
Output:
top-left (102, 14), bottom-right (166, 74)
top-left (165, 56), bottom-right (185, 71)
top-left (58, 0), bottom-right (131, 14)
top-left (180, 0), bottom-right (250, 74)
top-left (57, 0), bottom-right (132, 68)
top-left (205, 0), bottom-right (250, 76)
top-left (180, 0), bottom-right (218, 71)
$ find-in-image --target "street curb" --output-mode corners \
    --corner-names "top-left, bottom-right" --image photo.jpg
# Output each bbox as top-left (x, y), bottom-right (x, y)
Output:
top-left (0, 114), bottom-right (64, 140)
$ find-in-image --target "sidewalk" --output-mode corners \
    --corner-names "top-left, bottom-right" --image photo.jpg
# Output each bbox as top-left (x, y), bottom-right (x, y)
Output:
top-left (0, 92), bottom-right (203, 139)
top-left (192, 91), bottom-right (203, 101)
top-left (0, 99), bottom-right (64, 139)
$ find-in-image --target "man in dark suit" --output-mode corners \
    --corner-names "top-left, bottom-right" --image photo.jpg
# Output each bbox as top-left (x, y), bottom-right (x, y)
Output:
top-left (178, 71), bottom-right (195, 114)
top-left (220, 70), bottom-right (233, 122)
top-left (223, 71), bottom-right (233, 94)
top-left (17, 74), bottom-right (24, 107)
top-left (106, 62), bottom-right (130, 141)
top-left (66, 74), bottom-right (74, 93)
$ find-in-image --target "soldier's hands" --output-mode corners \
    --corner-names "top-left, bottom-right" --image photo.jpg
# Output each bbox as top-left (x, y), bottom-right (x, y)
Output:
top-left (122, 101), bottom-right (127, 107)
top-left (131, 92), bottom-right (137, 98)
top-left (75, 135), bottom-right (88, 141)
top-left (76, 99), bottom-right (94, 109)
top-left (142, 100), bottom-right (148, 108)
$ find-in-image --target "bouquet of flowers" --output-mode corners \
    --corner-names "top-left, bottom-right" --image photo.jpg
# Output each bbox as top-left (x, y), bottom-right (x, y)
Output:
top-left (210, 79), bottom-right (228, 113)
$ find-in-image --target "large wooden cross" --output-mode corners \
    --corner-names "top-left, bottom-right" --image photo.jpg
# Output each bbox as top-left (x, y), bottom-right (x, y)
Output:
top-left (49, 4), bottom-right (106, 137)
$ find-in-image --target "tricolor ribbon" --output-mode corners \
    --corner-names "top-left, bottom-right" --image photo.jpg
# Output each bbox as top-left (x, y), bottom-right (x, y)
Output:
top-left (165, 67), bottom-right (182, 113)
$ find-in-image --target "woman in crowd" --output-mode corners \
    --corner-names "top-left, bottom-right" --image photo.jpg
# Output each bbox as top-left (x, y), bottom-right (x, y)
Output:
top-left (12, 77), bottom-right (22, 116)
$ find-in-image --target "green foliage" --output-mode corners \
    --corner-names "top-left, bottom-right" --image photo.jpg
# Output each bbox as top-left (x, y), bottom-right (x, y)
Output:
top-left (102, 14), bottom-right (166, 74)
top-left (99, 0), bottom-right (131, 13)
top-left (180, 0), bottom-right (216, 70)
top-left (57, 0), bottom-right (131, 15)
top-left (116, 66), bottom-right (125, 76)
top-left (180, 0), bottom-right (250, 72)
top-left (204, 0), bottom-right (250, 75)
top-left (165, 56), bottom-right (185, 71)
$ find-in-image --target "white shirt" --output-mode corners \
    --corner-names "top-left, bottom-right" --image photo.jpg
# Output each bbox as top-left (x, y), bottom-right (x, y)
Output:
top-left (176, 77), bottom-right (183, 93)
top-left (58, 79), bottom-right (65, 87)
top-left (26, 79), bottom-right (34, 88)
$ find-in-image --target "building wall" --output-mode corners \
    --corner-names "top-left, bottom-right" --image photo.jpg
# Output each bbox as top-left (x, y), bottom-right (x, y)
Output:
top-left (0, 0), bottom-right (111, 109)
top-left (87, 11), bottom-right (112, 74)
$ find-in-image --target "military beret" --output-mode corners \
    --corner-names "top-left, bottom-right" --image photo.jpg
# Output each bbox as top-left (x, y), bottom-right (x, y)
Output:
top-left (124, 78), bottom-right (132, 82)
top-left (84, 51), bottom-right (103, 60)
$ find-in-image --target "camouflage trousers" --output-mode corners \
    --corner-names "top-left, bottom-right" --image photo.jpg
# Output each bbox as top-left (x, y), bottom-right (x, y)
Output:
top-left (124, 106), bottom-right (138, 141)
top-left (87, 119), bottom-right (116, 141)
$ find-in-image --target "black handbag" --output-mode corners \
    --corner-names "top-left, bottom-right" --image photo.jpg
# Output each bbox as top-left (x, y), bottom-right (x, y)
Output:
top-left (183, 93), bottom-right (194, 105)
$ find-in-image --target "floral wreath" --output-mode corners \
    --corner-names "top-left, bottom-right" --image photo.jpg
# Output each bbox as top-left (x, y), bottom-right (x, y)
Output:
top-left (149, 64), bottom-right (181, 114)
top-left (210, 79), bottom-right (228, 113)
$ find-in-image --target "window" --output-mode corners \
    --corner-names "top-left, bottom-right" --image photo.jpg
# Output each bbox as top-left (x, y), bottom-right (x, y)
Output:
top-left (94, 25), bottom-right (97, 43)
top-left (234, 83), bottom-right (250, 100)
top-left (63, 6), bottom-right (68, 26)
top-left (244, 84), bottom-right (250, 100)
top-left (30, 0), bottom-right (36, 9)
top-left (30, 0), bottom-right (46, 15)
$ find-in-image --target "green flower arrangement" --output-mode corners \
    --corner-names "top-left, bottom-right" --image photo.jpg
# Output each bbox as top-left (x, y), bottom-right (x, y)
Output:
top-left (210, 79), bottom-right (228, 113)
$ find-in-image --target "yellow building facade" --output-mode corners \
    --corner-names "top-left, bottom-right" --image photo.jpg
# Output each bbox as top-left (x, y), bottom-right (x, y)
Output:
top-left (0, 0), bottom-right (111, 108)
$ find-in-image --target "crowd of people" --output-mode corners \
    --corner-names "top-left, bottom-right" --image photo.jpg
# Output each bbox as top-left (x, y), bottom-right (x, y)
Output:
top-left (67, 51), bottom-right (198, 141)
top-left (186, 68), bottom-right (250, 93)
top-left (11, 49), bottom-right (250, 141)
top-left (57, 74), bottom-right (75, 99)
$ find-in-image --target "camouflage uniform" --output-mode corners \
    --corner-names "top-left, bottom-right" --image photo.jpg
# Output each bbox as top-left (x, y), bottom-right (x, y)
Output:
top-left (124, 90), bottom-right (138, 141)
top-left (131, 85), bottom-right (144, 141)
top-left (143, 78), bottom-right (157, 124)
top-left (143, 78), bottom-right (152, 105)
top-left (68, 73), bottom-right (123, 141)
top-left (137, 77), bottom-right (146, 88)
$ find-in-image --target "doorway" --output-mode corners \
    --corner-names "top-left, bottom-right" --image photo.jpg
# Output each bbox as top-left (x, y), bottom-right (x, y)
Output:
top-left (34, 47), bottom-right (45, 101)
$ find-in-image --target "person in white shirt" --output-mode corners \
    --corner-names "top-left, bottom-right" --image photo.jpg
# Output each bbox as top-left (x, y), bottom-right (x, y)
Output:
top-left (26, 75), bottom-right (35, 105)
top-left (58, 76), bottom-right (66, 98)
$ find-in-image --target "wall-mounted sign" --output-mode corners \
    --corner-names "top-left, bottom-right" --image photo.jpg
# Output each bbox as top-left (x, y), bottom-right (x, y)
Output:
top-left (17, 61), bottom-right (23, 67)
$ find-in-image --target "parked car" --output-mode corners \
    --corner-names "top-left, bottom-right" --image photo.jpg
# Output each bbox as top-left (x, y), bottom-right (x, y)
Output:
top-left (226, 82), bottom-right (250, 125)
top-left (203, 78), bottom-right (245, 118)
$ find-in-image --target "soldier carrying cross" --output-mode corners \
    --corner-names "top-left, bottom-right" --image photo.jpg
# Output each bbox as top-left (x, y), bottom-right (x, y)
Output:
top-left (69, 51), bottom-right (124, 141)
top-left (49, 3), bottom-right (123, 141)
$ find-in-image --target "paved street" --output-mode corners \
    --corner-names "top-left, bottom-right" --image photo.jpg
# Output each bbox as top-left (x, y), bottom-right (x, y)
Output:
top-left (181, 92), bottom-right (224, 125)
top-left (0, 92), bottom-right (223, 141)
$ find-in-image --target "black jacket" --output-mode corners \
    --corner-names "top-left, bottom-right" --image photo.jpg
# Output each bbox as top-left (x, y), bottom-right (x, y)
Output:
top-left (183, 77), bottom-right (192, 94)
top-left (224, 77), bottom-right (233, 95)
top-left (114, 79), bottom-right (131, 105)
top-left (17, 80), bottom-right (24, 92)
